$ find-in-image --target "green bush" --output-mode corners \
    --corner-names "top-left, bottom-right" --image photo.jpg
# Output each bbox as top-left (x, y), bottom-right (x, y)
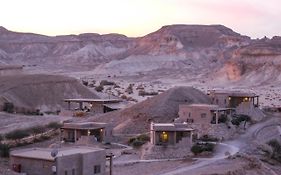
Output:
top-left (131, 140), bottom-right (144, 148)
top-left (231, 114), bottom-right (251, 128)
top-left (5, 129), bottom-right (30, 140)
top-left (3, 102), bottom-right (14, 113)
top-left (47, 122), bottom-right (62, 129)
top-left (191, 143), bottom-right (215, 155)
top-left (267, 139), bottom-right (281, 162)
top-left (191, 144), bottom-right (202, 155)
top-left (28, 126), bottom-right (46, 135)
top-left (100, 80), bottom-right (115, 86)
top-left (0, 144), bottom-right (10, 157)
top-left (95, 85), bottom-right (104, 92)
top-left (128, 134), bottom-right (150, 148)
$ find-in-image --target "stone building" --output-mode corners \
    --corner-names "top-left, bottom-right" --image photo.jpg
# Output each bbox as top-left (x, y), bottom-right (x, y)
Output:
top-left (60, 122), bottom-right (113, 144)
top-left (141, 123), bottom-right (194, 160)
top-left (150, 122), bottom-right (194, 146)
top-left (176, 103), bottom-right (235, 139)
top-left (207, 90), bottom-right (264, 121)
top-left (10, 146), bottom-right (106, 175)
top-left (177, 104), bottom-right (233, 125)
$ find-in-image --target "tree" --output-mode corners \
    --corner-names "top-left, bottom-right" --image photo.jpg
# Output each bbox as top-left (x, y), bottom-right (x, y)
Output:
top-left (0, 144), bottom-right (10, 157)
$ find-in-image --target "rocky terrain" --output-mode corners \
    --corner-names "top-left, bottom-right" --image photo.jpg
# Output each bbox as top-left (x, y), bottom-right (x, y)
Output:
top-left (1, 24), bottom-right (281, 89)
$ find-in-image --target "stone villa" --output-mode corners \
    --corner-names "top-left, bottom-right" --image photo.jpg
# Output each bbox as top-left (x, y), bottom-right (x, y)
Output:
top-left (10, 146), bottom-right (106, 175)
top-left (60, 122), bottom-right (113, 144)
top-left (150, 122), bottom-right (194, 146)
top-left (207, 90), bottom-right (264, 120)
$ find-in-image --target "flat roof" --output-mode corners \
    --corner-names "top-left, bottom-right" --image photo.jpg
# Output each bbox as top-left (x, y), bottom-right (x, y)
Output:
top-left (61, 122), bottom-right (107, 130)
top-left (11, 146), bottom-right (104, 161)
top-left (151, 123), bottom-right (194, 132)
top-left (185, 104), bottom-right (219, 108)
top-left (64, 98), bottom-right (121, 104)
top-left (208, 90), bottom-right (258, 97)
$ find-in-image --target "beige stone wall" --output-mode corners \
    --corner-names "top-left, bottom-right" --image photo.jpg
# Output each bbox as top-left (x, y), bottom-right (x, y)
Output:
top-left (141, 142), bottom-right (193, 160)
top-left (10, 156), bottom-right (54, 175)
top-left (179, 105), bottom-right (214, 125)
top-left (56, 154), bottom-right (82, 175)
top-left (208, 93), bottom-right (229, 108)
top-left (81, 150), bottom-right (106, 175)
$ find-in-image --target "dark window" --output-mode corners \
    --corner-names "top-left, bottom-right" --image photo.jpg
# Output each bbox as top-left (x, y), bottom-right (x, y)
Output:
top-left (65, 171), bottom-right (68, 175)
top-left (201, 113), bottom-right (207, 118)
top-left (188, 112), bottom-right (191, 118)
top-left (216, 99), bottom-right (219, 104)
top-left (94, 165), bottom-right (101, 174)
top-left (72, 169), bottom-right (75, 175)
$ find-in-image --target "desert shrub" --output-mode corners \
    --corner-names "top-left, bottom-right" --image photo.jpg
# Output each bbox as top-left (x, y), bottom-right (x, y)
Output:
top-left (0, 144), bottom-right (10, 157)
top-left (5, 129), bottom-right (30, 140)
top-left (267, 139), bottom-right (281, 162)
top-left (3, 102), bottom-right (14, 113)
top-left (125, 84), bottom-right (134, 94)
top-left (82, 80), bottom-right (88, 86)
top-left (128, 134), bottom-right (150, 148)
top-left (138, 90), bottom-right (158, 96)
top-left (218, 115), bottom-right (227, 123)
top-left (191, 143), bottom-right (215, 155)
top-left (47, 122), bottom-right (62, 129)
top-left (199, 135), bottom-right (219, 142)
top-left (231, 114), bottom-right (251, 129)
top-left (100, 80), bottom-right (115, 86)
top-left (191, 144), bottom-right (203, 155)
top-left (131, 140), bottom-right (144, 148)
top-left (28, 125), bottom-right (46, 135)
top-left (95, 85), bottom-right (104, 92)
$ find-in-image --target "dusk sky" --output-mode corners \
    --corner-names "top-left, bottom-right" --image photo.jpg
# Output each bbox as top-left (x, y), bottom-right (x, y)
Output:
top-left (0, 0), bottom-right (280, 38)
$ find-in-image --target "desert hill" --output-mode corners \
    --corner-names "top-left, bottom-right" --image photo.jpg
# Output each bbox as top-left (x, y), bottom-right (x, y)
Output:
top-left (0, 74), bottom-right (99, 112)
top-left (0, 24), bottom-right (281, 86)
top-left (92, 86), bottom-right (211, 134)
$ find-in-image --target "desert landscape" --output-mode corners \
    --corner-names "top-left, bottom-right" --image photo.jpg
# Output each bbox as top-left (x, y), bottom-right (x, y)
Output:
top-left (0, 1), bottom-right (281, 174)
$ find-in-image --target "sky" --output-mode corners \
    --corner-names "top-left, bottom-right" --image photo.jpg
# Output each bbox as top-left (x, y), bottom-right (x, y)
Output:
top-left (0, 0), bottom-right (280, 38)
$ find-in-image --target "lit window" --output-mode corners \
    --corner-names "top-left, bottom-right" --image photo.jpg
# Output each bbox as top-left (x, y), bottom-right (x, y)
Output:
top-left (160, 132), bottom-right (168, 142)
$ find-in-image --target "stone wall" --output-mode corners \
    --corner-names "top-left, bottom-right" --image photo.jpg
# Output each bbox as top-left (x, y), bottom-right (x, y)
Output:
top-left (186, 123), bottom-right (237, 140)
top-left (141, 142), bottom-right (192, 160)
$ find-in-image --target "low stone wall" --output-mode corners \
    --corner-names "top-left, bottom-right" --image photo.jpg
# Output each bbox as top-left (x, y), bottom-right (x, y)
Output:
top-left (140, 142), bottom-right (192, 160)
top-left (187, 123), bottom-right (237, 140)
